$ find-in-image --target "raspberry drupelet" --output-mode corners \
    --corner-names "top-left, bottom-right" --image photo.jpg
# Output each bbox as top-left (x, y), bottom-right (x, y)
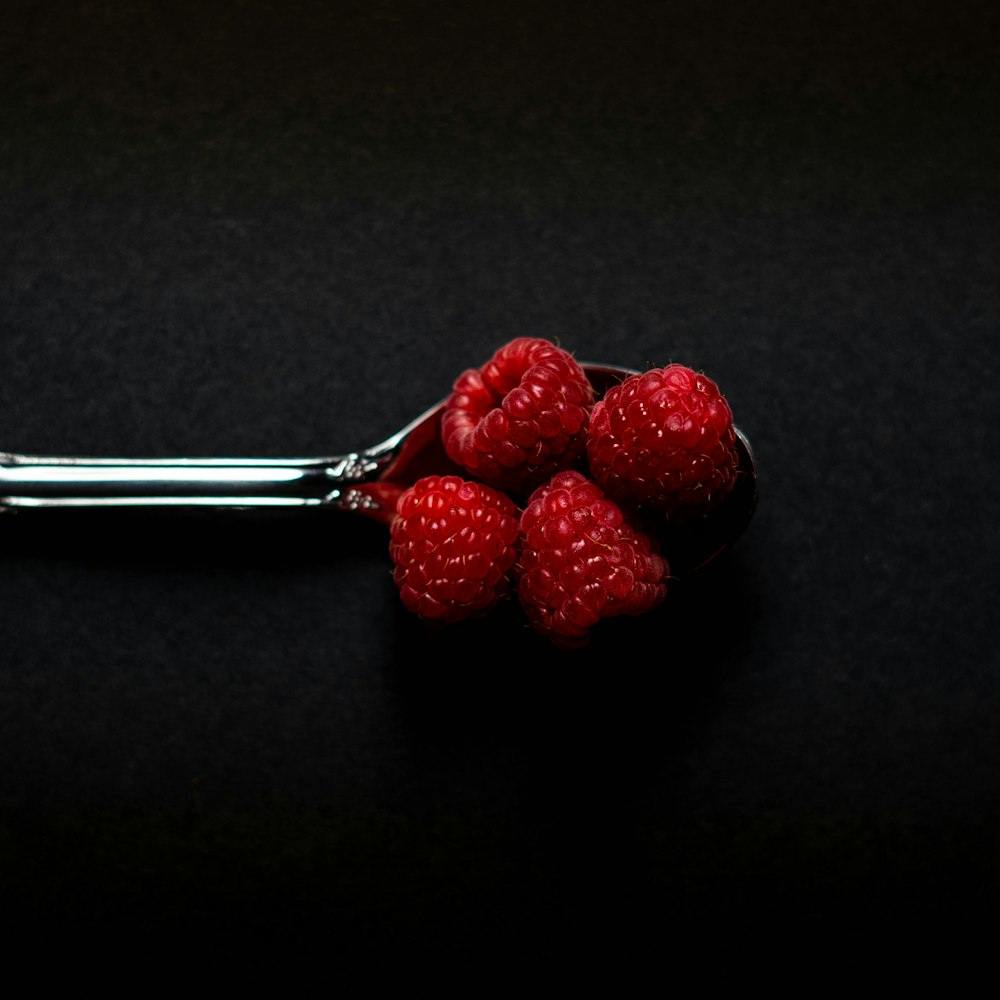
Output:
top-left (586, 363), bottom-right (739, 519)
top-left (389, 475), bottom-right (521, 624)
top-left (441, 337), bottom-right (595, 496)
top-left (517, 470), bottom-right (669, 648)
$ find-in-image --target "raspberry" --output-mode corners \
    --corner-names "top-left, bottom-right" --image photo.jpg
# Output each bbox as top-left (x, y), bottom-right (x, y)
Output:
top-left (517, 470), bottom-right (669, 648)
top-left (586, 363), bottom-right (739, 518)
top-left (441, 337), bottom-right (595, 495)
top-left (389, 474), bottom-right (521, 624)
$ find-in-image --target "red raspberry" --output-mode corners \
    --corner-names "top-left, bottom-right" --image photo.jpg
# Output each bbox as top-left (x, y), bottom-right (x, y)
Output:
top-left (517, 471), bottom-right (669, 648)
top-left (586, 363), bottom-right (739, 518)
top-left (389, 474), bottom-right (521, 624)
top-left (441, 337), bottom-right (595, 495)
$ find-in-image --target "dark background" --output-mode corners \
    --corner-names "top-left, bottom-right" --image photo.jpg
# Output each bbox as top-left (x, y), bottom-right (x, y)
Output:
top-left (2, 0), bottom-right (998, 967)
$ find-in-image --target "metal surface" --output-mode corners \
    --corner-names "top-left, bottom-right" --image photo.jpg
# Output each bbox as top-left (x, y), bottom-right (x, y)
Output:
top-left (0, 400), bottom-right (443, 513)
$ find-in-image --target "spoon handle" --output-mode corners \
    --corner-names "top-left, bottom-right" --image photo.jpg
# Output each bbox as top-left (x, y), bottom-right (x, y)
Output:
top-left (0, 450), bottom-right (392, 512)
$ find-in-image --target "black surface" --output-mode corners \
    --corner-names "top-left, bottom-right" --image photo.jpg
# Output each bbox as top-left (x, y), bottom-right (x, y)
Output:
top-left (2, 0), bottom-right (999, 967)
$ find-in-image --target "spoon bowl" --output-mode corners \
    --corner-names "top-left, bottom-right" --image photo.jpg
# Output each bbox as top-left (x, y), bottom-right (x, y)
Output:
top-left (0, 362), bottom-right (757, 575)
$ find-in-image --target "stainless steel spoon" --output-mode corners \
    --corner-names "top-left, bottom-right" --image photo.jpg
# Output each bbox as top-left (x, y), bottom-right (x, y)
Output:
top-left (0, 363), bottom-right (757, 574)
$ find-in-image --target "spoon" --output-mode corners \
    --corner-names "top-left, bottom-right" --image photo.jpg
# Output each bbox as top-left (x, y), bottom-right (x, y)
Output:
top-left (0, 363), bottom-right (757, 575)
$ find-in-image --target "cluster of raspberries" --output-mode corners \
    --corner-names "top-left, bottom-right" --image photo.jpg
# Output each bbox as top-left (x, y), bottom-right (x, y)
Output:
top-left (389, 337), bottom-right (740, 648)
